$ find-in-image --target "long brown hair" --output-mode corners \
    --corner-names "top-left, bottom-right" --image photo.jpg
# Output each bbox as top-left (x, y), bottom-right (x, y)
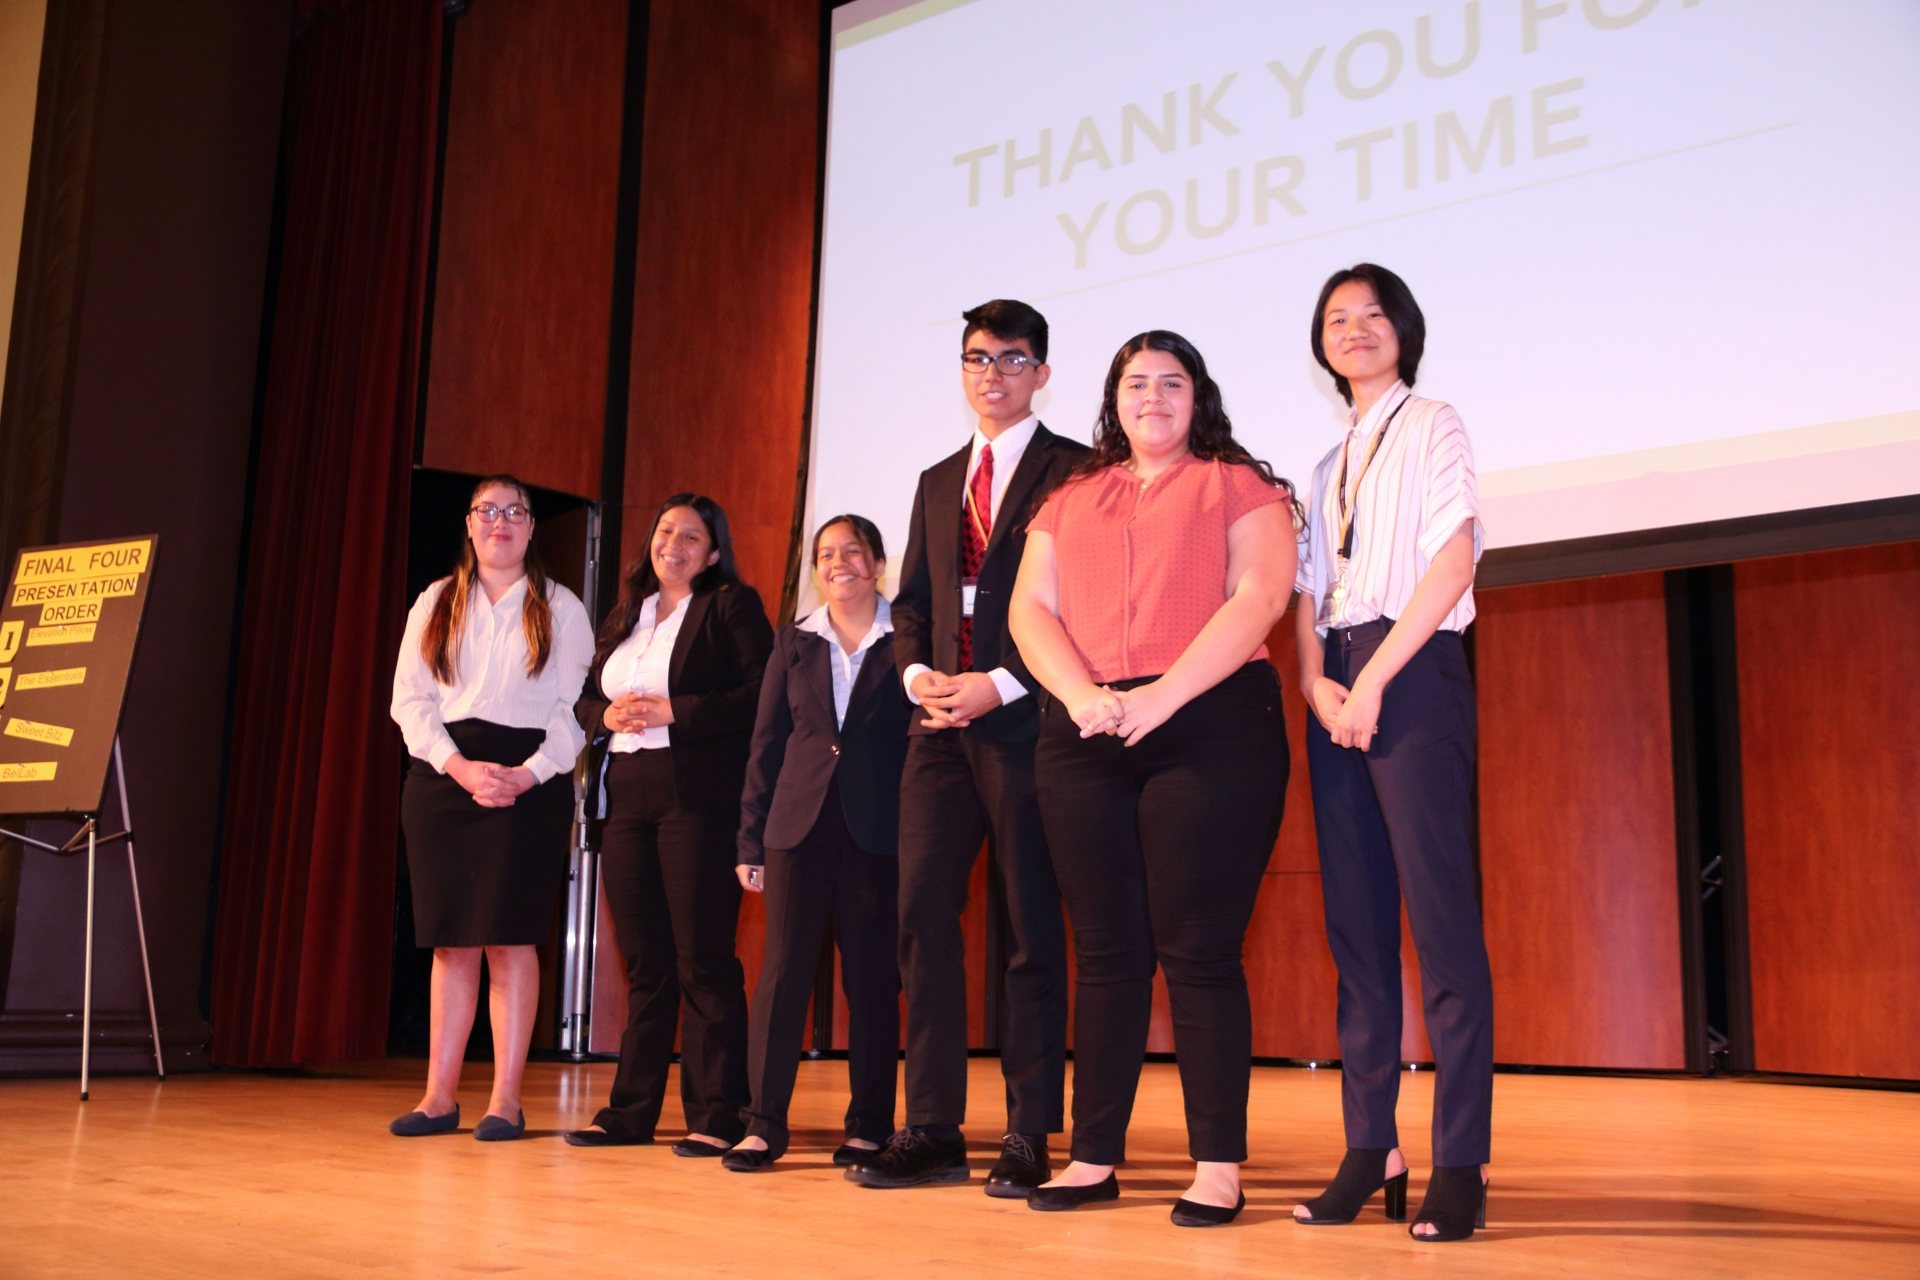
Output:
top-left (592, 493), bottom-right (743, 667)
top-left (421, 474), bottom-right (554, 683)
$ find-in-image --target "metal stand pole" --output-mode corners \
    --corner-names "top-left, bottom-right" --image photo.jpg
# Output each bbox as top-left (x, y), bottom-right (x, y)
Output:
top-left (81, 817), bottom-right (97, 1102)
top-left (113, 739), bottom-right (164, 1080)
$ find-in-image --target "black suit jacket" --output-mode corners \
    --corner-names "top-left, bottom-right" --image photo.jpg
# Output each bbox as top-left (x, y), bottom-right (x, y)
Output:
top-left (891, 422), bottom-right (1088, 741)
top-left (577, 584), bottom-right (774, 831)
top-left (736, 621), bottom-right (910, 866)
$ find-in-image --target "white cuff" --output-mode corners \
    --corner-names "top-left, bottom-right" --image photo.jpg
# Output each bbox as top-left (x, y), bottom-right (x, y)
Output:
top-left (902, 663), bottom-right (931, 705)
top-left (988, 667), bottom-right (1027, 706)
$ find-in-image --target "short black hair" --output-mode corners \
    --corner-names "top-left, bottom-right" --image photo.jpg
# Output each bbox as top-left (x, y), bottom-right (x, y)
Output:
top-left (961, 299), bottom-right (1048, 365)
top-left (1309, 263), bottom-right (1426, 405)
top-left (811, 512), bottom-right (886, 565)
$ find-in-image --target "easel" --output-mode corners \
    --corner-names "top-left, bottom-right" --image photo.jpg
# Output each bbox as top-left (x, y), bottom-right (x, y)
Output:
top-left (0, 738), bottom-right (165, 1099)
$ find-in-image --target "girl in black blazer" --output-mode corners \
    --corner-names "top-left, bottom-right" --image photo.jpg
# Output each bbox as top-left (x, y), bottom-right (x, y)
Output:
top-left (722, 515), bottom-right (911, 1172)
top-left (566, 494), bottom-right (774, 1153)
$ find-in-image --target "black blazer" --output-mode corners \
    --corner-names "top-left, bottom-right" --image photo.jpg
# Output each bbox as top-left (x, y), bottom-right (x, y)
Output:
top-left (891, 423), bottom-right (1088, 741)
top-left (577, 584), bottom-right (774, 831)
top-left (736, 620), bottom-right (910, 867)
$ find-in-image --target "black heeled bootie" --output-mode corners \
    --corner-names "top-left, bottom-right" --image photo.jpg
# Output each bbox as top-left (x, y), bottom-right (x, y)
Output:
top-left (1409, 1165), bottom-right (1488, 1242)
top-left (1294, 1147), bottom-right (1408, 1225)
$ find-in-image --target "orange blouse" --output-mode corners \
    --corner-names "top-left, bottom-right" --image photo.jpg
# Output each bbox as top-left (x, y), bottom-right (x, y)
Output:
top-left (1028, 456), bottom-right (1288, 683)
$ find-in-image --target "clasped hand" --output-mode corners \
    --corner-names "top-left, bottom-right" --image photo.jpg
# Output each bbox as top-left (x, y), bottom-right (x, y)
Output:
top-left (911, 670), bottom-right (1003, 730)
top-left (1309, 675), bottom-right (1381, 753)
top-left (447, 756), bottom-right (536, 807)
top-left (604, 691), bottom-right (673, 735)
top-left (1068, 679), bottom-right (1174, 747)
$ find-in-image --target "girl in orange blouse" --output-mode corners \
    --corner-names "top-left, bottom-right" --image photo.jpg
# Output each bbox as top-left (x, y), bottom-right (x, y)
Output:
top-left (1009, 330), bottom-right (1299, 1226)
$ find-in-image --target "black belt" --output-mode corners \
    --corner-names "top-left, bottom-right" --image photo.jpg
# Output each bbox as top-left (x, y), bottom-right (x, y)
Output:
top-left (1328, 617), bottom-right (1394, 649)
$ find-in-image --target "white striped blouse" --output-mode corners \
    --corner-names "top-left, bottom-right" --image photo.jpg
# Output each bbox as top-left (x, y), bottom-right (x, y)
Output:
top-left (1295, 381), bottom-right (1484, 636)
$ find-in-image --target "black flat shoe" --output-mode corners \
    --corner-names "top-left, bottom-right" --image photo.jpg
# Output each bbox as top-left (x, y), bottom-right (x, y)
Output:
top-left (832, 1143), bottom-right (880, 1167)
top-left (1294, 1147), bottom-right (1409, 1224)
top-left (563, 1127), bottom-right (653, 1148)
top-left (670, 1137), bottom-right (733, 1158)
top-left (388, 1105), bottom-right (459, 1137)
top-left (1171, 1190), bottom-right (1245, 1228)
top-left (473, 1110), bottom-right (526, 1142)
top-left (1025, 1172), bottom-right (1120, 1212)
top-left (1409, 1166), bottom-right (1488, 1242)
top-left (984, 1132), bottom-right (1051, 1198)
top-left (721, 1147), bottom-right (778, 1172)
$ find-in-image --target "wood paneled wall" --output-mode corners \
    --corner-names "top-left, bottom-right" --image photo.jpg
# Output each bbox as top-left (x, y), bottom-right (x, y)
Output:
top-left (1736, 541), bottom-right (1920, 1078)
top-left (421, 0), bottom-right (625, 499)
top-left (1474, 572), bottom-right (1687, 1069)
top-left (621, 0), bottom-right (819, 602)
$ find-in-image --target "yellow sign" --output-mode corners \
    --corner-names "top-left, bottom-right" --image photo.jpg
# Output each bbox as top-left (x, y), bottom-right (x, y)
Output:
top-left (0, 761), bottom-right (57, 783)
top-left (16, 667), bottom-right (86, 691)
top-left (13, 540), bottom-right (152, 584)
top-left (39, 600), bottom-right (101, 625)
top-left (25, 622), bottom-right (97, 647)
top-left (12, 576), bottom-right (140, 607)
top-left (4, 718), bottom-right (74, 747)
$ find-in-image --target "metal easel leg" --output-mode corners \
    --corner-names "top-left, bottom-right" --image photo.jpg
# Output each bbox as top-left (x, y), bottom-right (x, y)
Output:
top-left (81, 817), bottom-right (96, 1102)
top-left (112, 739), bottom-right (164, 1080)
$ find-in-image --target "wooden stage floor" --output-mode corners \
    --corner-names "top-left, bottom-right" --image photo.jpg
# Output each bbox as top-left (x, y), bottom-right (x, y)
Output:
top-left (2, 1057), bottom-right (1915, 1278)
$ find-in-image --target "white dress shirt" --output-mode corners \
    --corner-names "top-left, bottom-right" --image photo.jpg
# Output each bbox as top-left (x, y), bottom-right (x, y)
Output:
top-left (900, 413), bottom-right (1038, 708)
top-left (601, 592), bottom-right (686, 751)
top-left (797, 597), bottom-right (893, 729)
top-left (1296, 381), bottom-right (1484, 636)
top-left (391, 574), bottom-right (594, 782)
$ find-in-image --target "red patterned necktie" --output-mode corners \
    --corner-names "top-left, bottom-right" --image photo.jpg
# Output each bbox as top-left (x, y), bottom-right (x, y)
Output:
top-left (957, 441), bottom-right (993, 671)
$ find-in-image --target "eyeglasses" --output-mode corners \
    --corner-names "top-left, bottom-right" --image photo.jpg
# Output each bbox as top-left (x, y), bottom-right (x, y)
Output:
top-left (961, 352), bottom-right (1041, 376)
top-left (469, 502), bottom-right (531, 524)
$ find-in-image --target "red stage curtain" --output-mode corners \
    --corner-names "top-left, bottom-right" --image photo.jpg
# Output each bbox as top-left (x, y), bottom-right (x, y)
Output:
top-left (210, 0), bottom-right (442, 1066)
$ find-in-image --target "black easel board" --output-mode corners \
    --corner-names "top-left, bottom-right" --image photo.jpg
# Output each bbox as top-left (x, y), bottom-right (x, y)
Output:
top-left (0, 536), bottom-right (157, 816)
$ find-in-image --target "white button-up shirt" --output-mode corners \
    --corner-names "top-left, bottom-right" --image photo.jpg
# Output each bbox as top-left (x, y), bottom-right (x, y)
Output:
top-left (797, 597), bottom-right (893, 729)
top-left (601, 592), bottom-right (686, 751)
top-left (391, 574), bottom-right (594, 782)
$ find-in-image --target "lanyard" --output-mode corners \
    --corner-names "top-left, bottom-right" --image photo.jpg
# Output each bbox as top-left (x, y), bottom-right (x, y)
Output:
top-left (1334, 392), bottom-right (1410, 560)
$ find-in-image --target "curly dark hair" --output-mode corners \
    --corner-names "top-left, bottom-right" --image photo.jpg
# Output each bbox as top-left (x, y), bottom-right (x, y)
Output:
top-left (1054, 330), bottom-right (1300, 525)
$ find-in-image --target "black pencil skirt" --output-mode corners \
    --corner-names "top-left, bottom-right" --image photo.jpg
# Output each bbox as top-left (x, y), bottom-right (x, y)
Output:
top-left (400, 718), bottom-right (574, 947)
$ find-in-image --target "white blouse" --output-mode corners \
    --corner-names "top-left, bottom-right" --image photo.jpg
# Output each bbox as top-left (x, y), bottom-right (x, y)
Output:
top-left (390, 574), bottom-right (594, 782)
top-left (796, 597), bottom-right (893, 729)
top-left (1296, 381), bottom-right (1483, 636)
top-left (600, 592), bottom-right (686, 752)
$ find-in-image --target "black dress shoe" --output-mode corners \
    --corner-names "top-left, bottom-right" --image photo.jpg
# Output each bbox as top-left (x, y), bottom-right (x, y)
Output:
top-left (670, 1137), bottom-right (733, 1158)
top-left (563, 1127), bottom-right (653, 1148)
top-left (389, 1104), bottom-right (459, 1137)
top-left (844, 1128), bottom-right (969, 1188)
top-left (1171, 1190), bottom-right (1245, 1227)
top-left (1026, 1172), bottom-right (1120, 1212)
top-left (721, 1147), bottom-right (778, 1172)
top-left (832, 1143), bottom-right (880, 1167)
top-left (473, 1110), bottom-right (526, 1142)
top-left (984, 1132), bottom-right (1051, 1198)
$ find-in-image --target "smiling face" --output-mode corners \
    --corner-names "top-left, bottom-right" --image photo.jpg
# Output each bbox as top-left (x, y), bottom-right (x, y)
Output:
top-left (466, 481), bottom-right (533, 574)
top-left (961, 328), bottom-right (1050, 433)
top-left (812, 520), bottom-right (882, 608)
top-left (1116, 348), bottom-right (1195, 465)
top-left (650, 505), bottom-right (718, 597)
top-left (1320, 279), bottom-right (1402, 398)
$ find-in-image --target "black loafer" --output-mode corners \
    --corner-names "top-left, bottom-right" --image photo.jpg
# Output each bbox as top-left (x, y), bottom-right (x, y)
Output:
top-left (844, 1128), bottom-right (969, 1188)
top-left (473, 1110), bottom-right (526, 1142)
top-left (832, 1143), bottom-right (880, 1167)
top-left (563, 1127), bottom-right (653, 1148)
top-left (721, 1147), bottom-right (778, 1172)
top-left (1171, 1190), bottom-right (1246, 1227)
top-left (389, 1105), bottom-right (459, 1137)
top-left (1026, 1172), bottom-right (1120, 1212)
top-left (984, 1132), bottom-right (1051, 1198)
top-left (670, 1137), bottom-right (732, 1158)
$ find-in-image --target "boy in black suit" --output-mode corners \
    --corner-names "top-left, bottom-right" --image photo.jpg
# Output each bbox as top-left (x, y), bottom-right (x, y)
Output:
top-left (848, 300), bottom-right (1087, 1194)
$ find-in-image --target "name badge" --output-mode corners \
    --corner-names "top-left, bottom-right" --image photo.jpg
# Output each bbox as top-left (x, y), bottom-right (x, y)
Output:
top-left (961, 577), bottom-right (978, 618)
top-left (1317, 554), bottom-right (1351, 628)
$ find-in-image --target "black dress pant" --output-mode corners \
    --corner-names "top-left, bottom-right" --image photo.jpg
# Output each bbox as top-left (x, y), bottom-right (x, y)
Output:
top-left (1035, 661), bottom-right (1287, 1164)
top-left (742, 778), bottom-right (901, 1158)
top-left (594, 748), bottom-right (750, 1141)
top-left (896, 727), bottom-right (1066, 1134)
top-left (1306, 621), bottom-right (1492, 1167)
